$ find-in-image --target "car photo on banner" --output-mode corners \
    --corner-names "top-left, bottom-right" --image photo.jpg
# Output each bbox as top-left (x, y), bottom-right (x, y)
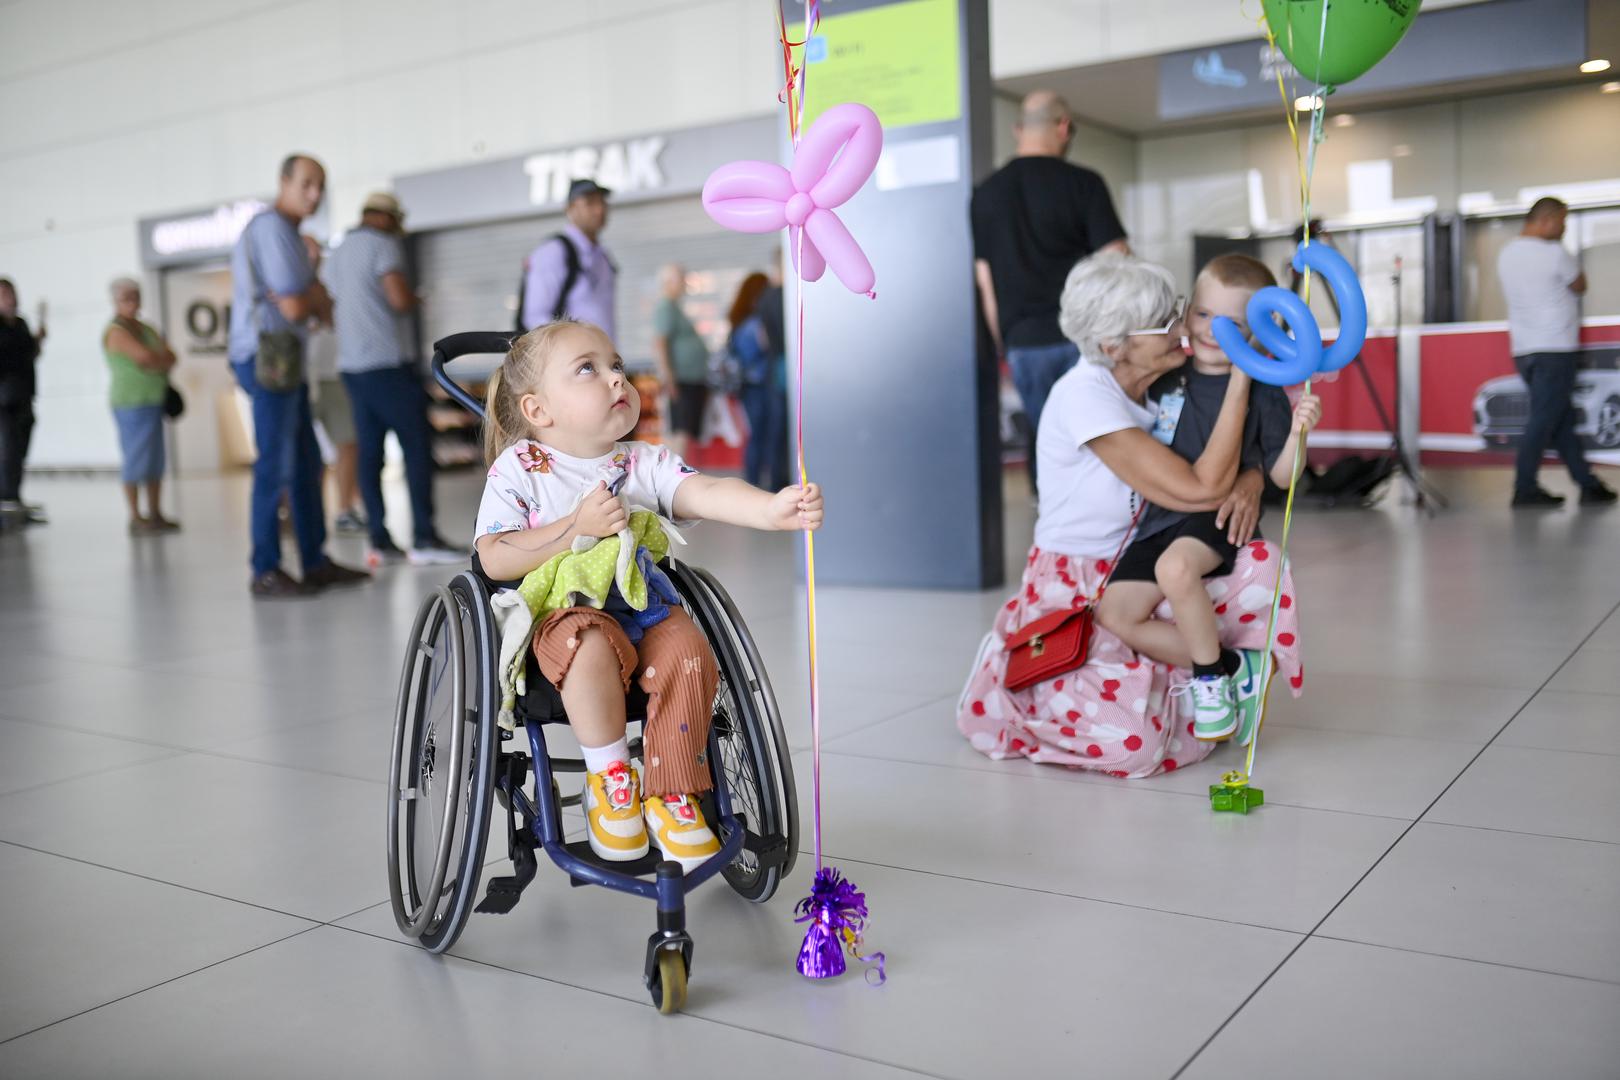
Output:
top-left (1473, 343), bottom-right (1620, 451)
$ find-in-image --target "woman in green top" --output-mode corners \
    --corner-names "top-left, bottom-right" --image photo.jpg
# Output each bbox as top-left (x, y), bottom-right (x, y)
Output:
top-left (104, 278), bottom-right (179, 533)
top-left (652, 264), bottom-right (711, 459)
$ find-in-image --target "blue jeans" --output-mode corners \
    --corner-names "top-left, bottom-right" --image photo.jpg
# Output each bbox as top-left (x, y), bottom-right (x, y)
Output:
top-left (1007, 341), bottom-right (1080, 489)
top-left (1514, 351), bottom-right (1595, 495)
top-left (740, 378), bottom-right (789, 490)
top-left (342, 365), bottom-right (438, 548)
top-left (232, 361), bottom-right (327, 577)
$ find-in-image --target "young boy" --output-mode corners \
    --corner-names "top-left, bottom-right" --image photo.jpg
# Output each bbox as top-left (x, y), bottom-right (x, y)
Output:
top-left (1097, 254), bottom-right (1320, 744)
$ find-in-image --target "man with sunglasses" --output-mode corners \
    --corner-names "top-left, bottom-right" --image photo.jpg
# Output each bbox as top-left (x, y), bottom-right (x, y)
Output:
top-left (971, 91), bottom-right (1128, 491)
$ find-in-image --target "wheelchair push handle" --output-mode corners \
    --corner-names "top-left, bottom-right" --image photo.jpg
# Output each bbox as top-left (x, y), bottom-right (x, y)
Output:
top-left (430, 331), bottom-right (515, 421)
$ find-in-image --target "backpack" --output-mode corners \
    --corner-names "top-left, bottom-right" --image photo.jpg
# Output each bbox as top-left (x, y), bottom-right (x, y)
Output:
top-left (513, 233), bottom-right (581, 334)
top-left (731, 315), bottom-right (771, 386)
top-left (709, 316), bottom-right (770, 395)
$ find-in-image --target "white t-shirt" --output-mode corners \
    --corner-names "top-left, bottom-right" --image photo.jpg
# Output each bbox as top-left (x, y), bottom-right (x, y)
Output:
top-left (1498, 236), bottom-right (1581, 355)
top-left (1032, 359), bottom-right (1156, 558)
top-left (475, 439), bottom-right (697, 545)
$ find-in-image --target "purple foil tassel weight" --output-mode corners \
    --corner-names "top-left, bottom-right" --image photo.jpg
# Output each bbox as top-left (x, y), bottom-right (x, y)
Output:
top-left (794, 867), bottom-right (884, 983)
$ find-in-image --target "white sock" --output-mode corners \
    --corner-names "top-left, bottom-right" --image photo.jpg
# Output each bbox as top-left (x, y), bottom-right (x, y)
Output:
top-left (580, 737), bottom-right (631, 775)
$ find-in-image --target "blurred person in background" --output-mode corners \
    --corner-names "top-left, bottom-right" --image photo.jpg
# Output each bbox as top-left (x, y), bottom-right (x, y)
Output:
top-left (229, 153), bottom-right (370, 598)
top-left (0, 277), bottom-right (47, 524)
top-left (301, 235), bottom-right (365, 535)
top-left (1499, 196), bottom-right (1616, 508)
top-left (103, 277), bottom-right (180, 533)
top-left (329, 192), bottom-right (460, 565)
top-left (971, 90), bottom-right (1128, 492)
top-left (519, 179), bottom-right (616, 337)
top-left (652, 263), bottom-right (710, 459)
top-left (728, 271), bottom-right (788, 490)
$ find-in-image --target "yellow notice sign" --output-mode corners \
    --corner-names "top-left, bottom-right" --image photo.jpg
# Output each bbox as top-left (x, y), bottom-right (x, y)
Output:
top-left (793, 0), bottom-right (961, 130)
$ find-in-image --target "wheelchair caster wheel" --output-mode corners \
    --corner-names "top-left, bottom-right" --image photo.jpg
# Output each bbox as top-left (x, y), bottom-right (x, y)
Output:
top-left (651, 948), bottom-right (687, 1014)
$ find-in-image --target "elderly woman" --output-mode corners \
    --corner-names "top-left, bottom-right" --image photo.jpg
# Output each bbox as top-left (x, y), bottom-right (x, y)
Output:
top-left (103, 277), bottom-right (180, 533)
top-left (959, 252), bottom-right (1302, 776)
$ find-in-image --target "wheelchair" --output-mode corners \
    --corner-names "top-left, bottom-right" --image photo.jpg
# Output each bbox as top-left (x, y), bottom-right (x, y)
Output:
top-left (386, 332), bottom-right (799, 1013)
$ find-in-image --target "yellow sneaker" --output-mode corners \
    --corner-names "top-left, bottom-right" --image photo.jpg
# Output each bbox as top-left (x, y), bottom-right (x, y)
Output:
top-left (642, 793), bottom-right (721, 873)
top-left (584, 762), bottom-right (649, 862)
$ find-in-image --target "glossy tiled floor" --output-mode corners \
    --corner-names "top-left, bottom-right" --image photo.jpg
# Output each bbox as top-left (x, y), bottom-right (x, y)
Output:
top-left (2, 465), bottom-right (1618, 1079)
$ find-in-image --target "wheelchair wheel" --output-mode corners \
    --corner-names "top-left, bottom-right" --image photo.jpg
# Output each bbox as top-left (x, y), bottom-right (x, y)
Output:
top-left (669, 562), bottom-right (799, 903)
top-left (386, 570), bottom-right (498, 953)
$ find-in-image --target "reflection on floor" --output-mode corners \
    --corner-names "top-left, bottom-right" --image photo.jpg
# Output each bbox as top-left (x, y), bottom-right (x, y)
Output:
top-left (1, 465), bottom-right (1617, 1078)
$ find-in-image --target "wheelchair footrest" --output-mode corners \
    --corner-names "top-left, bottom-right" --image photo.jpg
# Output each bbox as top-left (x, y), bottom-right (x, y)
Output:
top-left (476, 833), bottom-right (538, 915)
top-left (562, 839), bottom-right (665, 885)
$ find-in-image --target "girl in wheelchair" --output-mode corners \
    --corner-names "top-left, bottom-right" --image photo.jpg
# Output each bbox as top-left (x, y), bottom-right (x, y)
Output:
top-left (473, 319), bottom-right (823, 873)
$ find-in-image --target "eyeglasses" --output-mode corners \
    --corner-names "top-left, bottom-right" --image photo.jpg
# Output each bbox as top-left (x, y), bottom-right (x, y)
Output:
top-left (1126, 295), bottom-right (1187, 338)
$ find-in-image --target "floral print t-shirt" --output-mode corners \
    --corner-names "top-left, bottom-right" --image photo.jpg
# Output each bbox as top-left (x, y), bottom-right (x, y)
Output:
top-left (474, 439), bottom-right (698, 545)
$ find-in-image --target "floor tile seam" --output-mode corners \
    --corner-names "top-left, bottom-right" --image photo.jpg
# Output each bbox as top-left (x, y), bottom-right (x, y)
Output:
top-left (1417, 816), bottom-right (1620, 847)
top-left (1307, 933), bottom-right (1620, 988)
top-left (182, 744), bottom-right (389, 788)
top-left (0, 745), bottom-right (202, 801)
top-left (811, 746), bottom-right (1418, 825)
top-left (321, 923), bottom-right (950, 1079)
top-left (807, 690), bottom-right (963, 751)
top-left (0, 747), bottom-right (188, 799)
top-left (785, 846), bottom-right (1320, 937)
top-left (1170, 594), bottom-right (1620, 1079)
top-left (1459, 740), bottom-right (1620, 763)
top-left (0, 711), bottom-right (389, 778)
top-left (1260, 718), bottom-right (1494, 746)
top-left (0, 837), bottom-right (330, 923)
top-left (0, 923), bottom-right (324, 1049)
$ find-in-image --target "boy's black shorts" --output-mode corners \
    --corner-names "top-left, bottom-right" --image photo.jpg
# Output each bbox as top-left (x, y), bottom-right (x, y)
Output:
top-left (1111, 512), bottom-right (1240, 584)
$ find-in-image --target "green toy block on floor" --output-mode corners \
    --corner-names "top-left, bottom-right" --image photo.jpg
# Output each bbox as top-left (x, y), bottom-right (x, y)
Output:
top-left (1209, 781), bottom-right (1264, 814)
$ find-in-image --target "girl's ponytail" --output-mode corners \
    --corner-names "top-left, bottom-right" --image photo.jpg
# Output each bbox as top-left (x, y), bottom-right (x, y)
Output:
top-left (483, 364), bottom-right (512, 466)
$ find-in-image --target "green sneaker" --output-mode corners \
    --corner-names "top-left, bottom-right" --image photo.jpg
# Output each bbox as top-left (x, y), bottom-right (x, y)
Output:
top-left (1232, 649), bottom-right (1272, 747)
top-left (1181, 675), bottom-right (1237, 740)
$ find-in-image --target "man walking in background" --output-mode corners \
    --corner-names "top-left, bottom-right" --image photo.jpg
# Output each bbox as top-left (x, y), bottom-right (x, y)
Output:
top-left (519, 179), bottom-right (617, 337)
top-left (230, 154), bottom-right (370, 597)
top-left (1498, 196), bottom-right (1616, 508)
top-left (971, 91), bottom-right (1128, 490)
top-left (328, 192), bottom-right (460, 565)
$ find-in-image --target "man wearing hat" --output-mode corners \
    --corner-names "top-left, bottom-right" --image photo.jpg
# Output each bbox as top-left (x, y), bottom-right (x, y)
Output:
top-left (329, 192), bottom-right (461, 565)
top-left (520, 178), bottom-right (617, 338)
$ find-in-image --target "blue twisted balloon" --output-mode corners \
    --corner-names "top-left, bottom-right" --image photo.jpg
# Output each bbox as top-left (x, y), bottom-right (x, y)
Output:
top-left (1211, 241), bottom-right (1368, 387)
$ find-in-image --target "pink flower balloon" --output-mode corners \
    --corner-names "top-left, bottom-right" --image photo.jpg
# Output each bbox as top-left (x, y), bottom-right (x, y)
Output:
top-left (702, 102), bottom-right (883, 295)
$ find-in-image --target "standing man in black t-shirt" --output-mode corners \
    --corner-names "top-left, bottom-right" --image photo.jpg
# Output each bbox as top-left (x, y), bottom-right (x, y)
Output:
top-left (0, 277), bottom-right (47, 524)
top-left (971, 91), bottom-right (1128, 489)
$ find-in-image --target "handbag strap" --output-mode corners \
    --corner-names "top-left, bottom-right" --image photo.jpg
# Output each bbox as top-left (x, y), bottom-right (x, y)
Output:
top-left (1091, 500), bottom-right (1146, 603)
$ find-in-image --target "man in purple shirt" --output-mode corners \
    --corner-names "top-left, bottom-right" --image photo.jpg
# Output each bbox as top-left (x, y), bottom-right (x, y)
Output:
top-left (520, 179), bottom-right (618, 339)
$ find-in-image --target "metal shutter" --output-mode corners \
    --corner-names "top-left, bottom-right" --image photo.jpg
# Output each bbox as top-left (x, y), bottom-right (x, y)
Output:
top-left (411, 197), bottom-right (779, 366)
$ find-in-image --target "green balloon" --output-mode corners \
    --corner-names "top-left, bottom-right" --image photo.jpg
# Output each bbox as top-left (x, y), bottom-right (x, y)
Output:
top-left (1262, 0), bottom-right (1422, 87)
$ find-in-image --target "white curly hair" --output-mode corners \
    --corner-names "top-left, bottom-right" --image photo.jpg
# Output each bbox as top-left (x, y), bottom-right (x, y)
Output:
top-left (1058, 251), bottom-right (1178, 368)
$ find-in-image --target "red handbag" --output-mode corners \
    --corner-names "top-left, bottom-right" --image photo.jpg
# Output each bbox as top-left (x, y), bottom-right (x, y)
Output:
top-left (1003, 504), bottom-right (1143, 694)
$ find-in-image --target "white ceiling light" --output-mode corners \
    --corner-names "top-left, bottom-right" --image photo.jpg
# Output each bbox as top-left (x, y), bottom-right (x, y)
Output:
top-left (1294, 94), bottom-right (1324, 112)
top-left (1603, 81), bottom-right (1620, 94)
top-left (1580, 59), bottom-right (1611, 73)
top-left (1331, 113), bottom-right (1357, 127)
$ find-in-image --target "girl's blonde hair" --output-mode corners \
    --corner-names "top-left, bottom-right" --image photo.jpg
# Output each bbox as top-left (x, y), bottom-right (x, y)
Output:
top-left (483, 319), bottom-right (599, 465)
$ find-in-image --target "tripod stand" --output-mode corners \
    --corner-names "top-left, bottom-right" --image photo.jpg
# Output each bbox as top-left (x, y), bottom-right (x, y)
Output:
top-left (1363, 255), bottom-right (1447, 511)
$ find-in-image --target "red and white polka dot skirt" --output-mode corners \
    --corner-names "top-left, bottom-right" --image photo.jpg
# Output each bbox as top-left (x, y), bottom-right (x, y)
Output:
top-left (957, 541), bottom-right (1304, 778)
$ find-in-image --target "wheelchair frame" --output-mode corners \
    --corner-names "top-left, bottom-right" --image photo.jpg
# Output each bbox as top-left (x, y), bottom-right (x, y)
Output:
top-left (386, 332), bottom-right (798, 1013)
